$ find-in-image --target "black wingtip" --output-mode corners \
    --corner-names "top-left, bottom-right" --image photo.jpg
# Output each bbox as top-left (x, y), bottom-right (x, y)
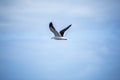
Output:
top-left (49, 22), bottom-right (53, 26)
top-left (69, 24), bottom-right (72, 27)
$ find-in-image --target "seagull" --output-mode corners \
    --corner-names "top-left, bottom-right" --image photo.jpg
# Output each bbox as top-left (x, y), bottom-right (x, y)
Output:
top-left (49, 22), bottom-right (71, 40)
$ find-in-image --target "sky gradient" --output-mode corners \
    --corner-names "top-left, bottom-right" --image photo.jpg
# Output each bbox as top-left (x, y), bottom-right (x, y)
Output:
top-left (0, 0), bottom-right (120, 80)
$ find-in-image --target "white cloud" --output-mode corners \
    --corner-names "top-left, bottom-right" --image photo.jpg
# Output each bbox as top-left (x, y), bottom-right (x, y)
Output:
top-left (2, 0), bottom-right (95, 17)
top-left (1, 0), bottom-right (119, 23)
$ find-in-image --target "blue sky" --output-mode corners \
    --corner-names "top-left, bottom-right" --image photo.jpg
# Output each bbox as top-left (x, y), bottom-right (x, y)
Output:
top-left (0, 0), bottom-right (120, 80)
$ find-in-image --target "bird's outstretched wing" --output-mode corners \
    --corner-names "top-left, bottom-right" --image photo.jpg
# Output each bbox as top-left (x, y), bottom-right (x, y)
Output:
top-left (60, 24), bottom-right (72, 37)
top-left (49, 22), bottom-right (61, 37)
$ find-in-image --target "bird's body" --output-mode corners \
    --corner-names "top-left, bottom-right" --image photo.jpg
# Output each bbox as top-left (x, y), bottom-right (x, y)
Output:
top-left (49, 22), bottom-right (71, 40)
top-left (51, 37), bottom-right (67, 40)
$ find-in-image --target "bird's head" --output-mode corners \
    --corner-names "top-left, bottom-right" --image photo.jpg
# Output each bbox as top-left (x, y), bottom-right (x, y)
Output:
top-left (51, 37), bottom-right (54, 39)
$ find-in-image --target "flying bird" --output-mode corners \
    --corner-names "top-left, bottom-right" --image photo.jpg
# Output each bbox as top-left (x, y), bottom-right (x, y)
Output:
top-left (49, 22), bottom-right (71, 40)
